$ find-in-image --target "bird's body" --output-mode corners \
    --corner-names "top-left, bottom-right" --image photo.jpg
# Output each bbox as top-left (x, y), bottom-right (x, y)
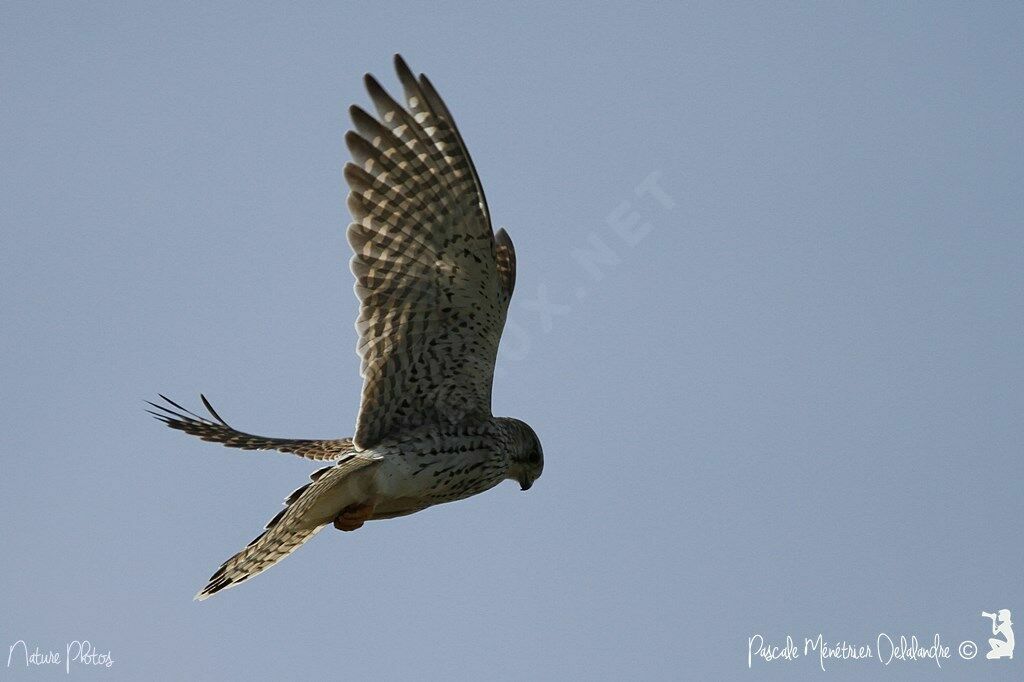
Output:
top-left (151, 55), bottom-right (543, 600)
top-left (370, 419), bottom-right (520, 517)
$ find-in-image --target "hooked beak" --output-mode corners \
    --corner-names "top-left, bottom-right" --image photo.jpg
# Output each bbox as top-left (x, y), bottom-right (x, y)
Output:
top-left (520, 478), bottom-right (533, 491)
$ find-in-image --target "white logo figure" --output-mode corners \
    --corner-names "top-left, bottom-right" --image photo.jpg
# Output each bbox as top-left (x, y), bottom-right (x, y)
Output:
top-left (981, 609), bottom-right (1014, 660)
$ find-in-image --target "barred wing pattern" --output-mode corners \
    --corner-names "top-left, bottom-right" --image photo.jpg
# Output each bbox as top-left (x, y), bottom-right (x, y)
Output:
top-left (346, 55), bottom-right (516, 449)
top-left (147, 395), bottom-right (354, 461)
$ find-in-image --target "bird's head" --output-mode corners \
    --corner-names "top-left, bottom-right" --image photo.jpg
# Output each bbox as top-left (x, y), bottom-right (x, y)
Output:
top-left (503, 418), bottom-right (543, 491)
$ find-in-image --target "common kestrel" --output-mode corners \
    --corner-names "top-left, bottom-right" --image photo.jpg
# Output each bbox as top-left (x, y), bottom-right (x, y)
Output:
top-left (150, 55), bottom-right (543, 600)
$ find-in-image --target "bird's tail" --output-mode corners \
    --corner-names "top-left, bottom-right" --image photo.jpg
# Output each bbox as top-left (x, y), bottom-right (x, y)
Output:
top-left (195, 454), bottom-right (382, 600)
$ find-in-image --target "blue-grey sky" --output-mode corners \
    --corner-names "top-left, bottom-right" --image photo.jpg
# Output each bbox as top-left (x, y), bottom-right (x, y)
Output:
top-left (2, 2), bottom-right (1022, 680)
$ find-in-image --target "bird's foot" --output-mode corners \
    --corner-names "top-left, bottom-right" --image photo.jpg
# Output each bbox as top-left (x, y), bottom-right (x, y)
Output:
top-left (333, 502), bottom-right (375, 531)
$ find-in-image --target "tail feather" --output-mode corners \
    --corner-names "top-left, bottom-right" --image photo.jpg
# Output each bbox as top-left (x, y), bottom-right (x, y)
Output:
top-left (148, 394), bottom-right (355, 462)
top-left (194, 454), bottom-right (382, 600)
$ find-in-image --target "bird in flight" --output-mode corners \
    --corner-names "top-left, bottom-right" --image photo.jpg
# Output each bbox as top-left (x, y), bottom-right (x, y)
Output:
top-left (150, 55), bottom-right (543, 600)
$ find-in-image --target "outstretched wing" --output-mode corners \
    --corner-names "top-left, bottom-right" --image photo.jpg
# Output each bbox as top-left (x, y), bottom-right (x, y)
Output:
top-left (345, 55), bottom-right (516, 449)
top-left (148, 395), bottom-right (354, 462)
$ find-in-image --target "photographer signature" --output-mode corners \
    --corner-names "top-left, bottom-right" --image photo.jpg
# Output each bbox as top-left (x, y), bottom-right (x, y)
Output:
top-left (7, 639), bottom-right (114, 673)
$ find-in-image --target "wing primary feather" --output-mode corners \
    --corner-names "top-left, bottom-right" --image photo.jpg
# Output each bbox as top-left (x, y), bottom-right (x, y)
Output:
top-left (200, 394), bottom-right (230, 426)
top-left (158, 393), bottom-right (208, 422)
top-left (417, 73), bottom-right (491, 221)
